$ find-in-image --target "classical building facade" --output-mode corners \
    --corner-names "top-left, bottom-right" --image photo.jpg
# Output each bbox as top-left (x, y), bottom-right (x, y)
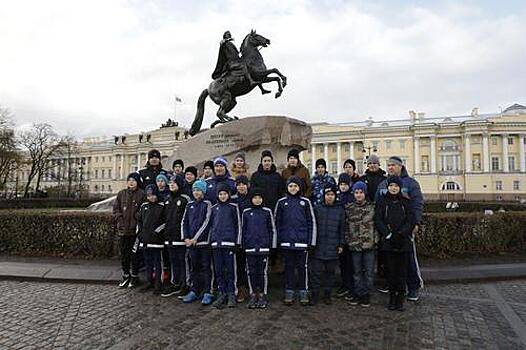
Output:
top-left (9, 104), bottom-right (526, 201)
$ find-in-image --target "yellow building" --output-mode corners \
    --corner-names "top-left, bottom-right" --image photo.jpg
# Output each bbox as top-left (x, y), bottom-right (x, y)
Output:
top-left (11, 104), bottom-right (526, 201)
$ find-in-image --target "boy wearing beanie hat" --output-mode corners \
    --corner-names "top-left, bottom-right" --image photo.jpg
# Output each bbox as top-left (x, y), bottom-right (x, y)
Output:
top-left (311, 158), bottom-right (337, 206)
top-left (374, 175), bottom-right (414, 311)
top-left (241, 188), bottom-right (277, 309)
top-left (231, 175), bottom-right (251, 302)
top-left (112, 173), bottom-right (145, 288)
top-left (310, 183), bottom-right (345, 305)
top-left (282, 149), bottom-right (312, 197)
top-left (172, 159), bottom-right (184, 175)
top-left (181, 179), bottom-right (214, 305)
top-left (275, 175), bottom-right (316, 306)
top-left (138, 149), bottom-right (169, 190)
top-left (182, 166), bottom-right (198, 199)
top-left (202, 161), bottom-right (215, 180)
top-left (209, 183), bottom-right (242, 309)
top-left (160, 174), bottom-right (191, 297)
top-left (156, 174), bottom-right (170, 201)
top-left (344, 181), bottom-right (377, 307)
top-left (205, 157), bottom-right (237, 205)
top-left (336, 173), bottom-right (353, 205)
top-left (136, 184), bottom-right (166, 294)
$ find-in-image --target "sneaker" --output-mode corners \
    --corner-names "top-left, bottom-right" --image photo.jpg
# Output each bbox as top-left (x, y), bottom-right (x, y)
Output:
top-left (407, 289), bottom-right (419, 302)
top-left (227, 294), bottom-right (236, 308)
top-left (212, 293), bottom-right (227, 309)
top-left (299, 290), bottom-right (309, 306)
top-left (347, 295), bottom-right (360, 306)
top-left (118, 276), bottom-right (130, 288)
top-left (201, 292), bottom-right (214, 306)
top-left (247, 294), bottom-right (258, 309)
top-left (177, 285), bottom-right (190, 300)
top-left (257, 294), bottom-right (269, 309)
top-left (161, 284), bottom-right (180, 297)
top-left (336, 287), bottom-right (350, 298)
top-left (377, 285), bottom-right (389, 294)
top-left (359, 295), bottom-right (371, 308)
top-left (128, 276), bottom-right (140, 289)
top-left (182, 291), bottom-right (199, 303)
top-left (283, 289), bottom-right (294, 306)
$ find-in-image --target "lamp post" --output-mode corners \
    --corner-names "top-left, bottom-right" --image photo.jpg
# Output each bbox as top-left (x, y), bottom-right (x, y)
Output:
top-left (78, 160), bottom-right (85, 199)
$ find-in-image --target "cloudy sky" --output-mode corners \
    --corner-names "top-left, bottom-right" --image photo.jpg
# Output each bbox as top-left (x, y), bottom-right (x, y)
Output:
top-left (0, 0), bottom-right (525, 138)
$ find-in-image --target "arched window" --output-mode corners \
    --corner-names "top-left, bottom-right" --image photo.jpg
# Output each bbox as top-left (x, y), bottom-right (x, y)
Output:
top-left (441, 181), bottom-right (461, 191)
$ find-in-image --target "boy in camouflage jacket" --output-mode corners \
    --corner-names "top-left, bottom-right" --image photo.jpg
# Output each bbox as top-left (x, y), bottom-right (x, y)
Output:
top-left (344, 181), bottom-right (378, 307)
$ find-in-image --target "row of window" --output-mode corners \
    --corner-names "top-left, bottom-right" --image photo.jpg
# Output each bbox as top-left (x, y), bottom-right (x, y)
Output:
top-left (442, 181), bottom-right (521, 191)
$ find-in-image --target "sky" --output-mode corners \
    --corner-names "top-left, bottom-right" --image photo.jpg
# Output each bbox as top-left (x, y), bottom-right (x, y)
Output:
top-left (0, 0), bottom-right (525, 138)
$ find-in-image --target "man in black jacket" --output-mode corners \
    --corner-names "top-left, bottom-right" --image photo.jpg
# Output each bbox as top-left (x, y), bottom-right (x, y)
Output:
top-left (250, 150), bottom-right (285, 210)
top-left (360, 154), bottom-right (387, 203)
top-left (138, 149), bottom-right (169, 190)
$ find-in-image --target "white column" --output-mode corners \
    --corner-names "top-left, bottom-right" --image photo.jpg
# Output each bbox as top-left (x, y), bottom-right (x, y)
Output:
top-left (336, 142), bottom-right (342, 172)
top-left (349, 142), bottom-right (354, 160)
top-left (520, 134), bottom-right (526, 172)
top-left (120, 154), bottom-right (125, 179)
top-left (413, 137), bottom-right (420, 174)
top-left (112, 155), bottom-right (117, 180)
top-left (502, 134), bottom-right (509, 172)
top-left (464, 134), bottom-right (471, 173)
top-left (137, 153), bottom-right (142, 171)
top-left (323, 143), bottom-right (329, 162)
top-left (311, 144), bottom-right (316, 174)
top-left (85, 157), bottom-right (90, 180)
top-left (430, 137), bottom-right (436, 173)
top-left (483, 133), bottom-right (490, 172)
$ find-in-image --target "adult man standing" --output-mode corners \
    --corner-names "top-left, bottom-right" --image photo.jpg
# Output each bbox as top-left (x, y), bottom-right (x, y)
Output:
top-left (376, 156), bottom-right (424, 301)
top-left (138, 149), bottom-right (169, 190)
top-left (205, 156), bottom-right (237, 205)
top-left (281, 149), bottom-right (311, 198)
top-left (360, 155), bottom-right (387, 202)
top-left (250, 150), bottom-right (285, 210)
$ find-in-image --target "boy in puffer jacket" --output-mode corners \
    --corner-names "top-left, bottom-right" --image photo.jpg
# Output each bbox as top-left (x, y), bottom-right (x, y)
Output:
top-left (310, 183), bottom-right (345, 305)
top-left (181, 179), bottom-right (214, 305)
top-left (241, 188), bottom-right (277, 309)
top-left (345, 181), bottom-right (377, 308)
top-left (137, 184), bottom-right (166, 294)
top-left (275, 176), bottom-right (317, 306)
top-left (210, 183), bottom-right (242, 309)
top-left (160, 174), bottom-right (191, 298)
top-left (374, 175), bottom-right (415, 312)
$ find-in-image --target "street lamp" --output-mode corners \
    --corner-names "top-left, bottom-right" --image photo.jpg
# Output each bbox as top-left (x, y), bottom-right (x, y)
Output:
top-left (78, 160), bottom-right (85, 199)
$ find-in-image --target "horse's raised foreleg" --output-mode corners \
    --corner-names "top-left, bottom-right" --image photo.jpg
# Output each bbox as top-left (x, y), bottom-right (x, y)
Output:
top-left (264, 68), bottom-right (287, 87)
top-left (258, 84), bottom-right (271, 95)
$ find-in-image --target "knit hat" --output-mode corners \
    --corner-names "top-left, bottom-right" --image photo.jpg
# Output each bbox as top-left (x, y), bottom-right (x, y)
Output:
top-left (338, 173), bottom-right (351, 185)
top-left (156, 174), bottom-right (168, 185)
top-left (286, 175), bottom-right (304, 192)
top-left (203, 160), bottom-right (214, 169)
top-left (169, 174), bottom-right (184, 190)
top-left (234, 153), bottom-right (245, 162)
top-left (323, 183), bottom-right (338, 196)
top-left (172, 159), bottom-right (184, 169)
top-left (148, 149), bottom-right (161, 159)
top-left (192, 179), bottom-right (208, 194)
top-left (235, 175), bottom-right (249, 186)
top-left (184, 166), bottom-right (198, 178)
top-left (367, 154), bottom-right (380, 164)
top-left (250, 187), bottom-right (265, 205)
top-left (145, 184), bottom-right (160, 198)
top-left (315, 158), bottom-right (327, 169)
top-left (127, 172), bottom-right (142, 187)
top-left (351, 181), bottom-right (368, 195)
top-left (387, 175), bottom-right (403, 188)
top-left (213, 156), bottom-right (228, 167)
top-left (261, 150), bottom-right (273, 161)
top-left (343, 159), bottom-right (356, 170)
top-left (287, 149), bottom-right (300, 160)
top-left (216, 183), bottom-right (231, 197)
top-left (387, 156), bottom-right (403, 167)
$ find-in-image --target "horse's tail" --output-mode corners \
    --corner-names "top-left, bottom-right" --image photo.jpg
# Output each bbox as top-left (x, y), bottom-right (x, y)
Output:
top-left (189, 89), bottom-right (209, 136)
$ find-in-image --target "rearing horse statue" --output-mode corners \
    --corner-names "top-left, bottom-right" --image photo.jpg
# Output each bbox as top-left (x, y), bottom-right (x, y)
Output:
top-left (189, 30), bottom-right (287, 136)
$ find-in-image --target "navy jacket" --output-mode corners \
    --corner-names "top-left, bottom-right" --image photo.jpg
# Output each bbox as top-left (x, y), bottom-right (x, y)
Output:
top-left (205, 172), bottom-right (237, 204)
top-left (182, 199), bottom-right (212, 247)
top-left (313, 203), bottom-right (345, 260)
top-left (181, 181), bottom-right (195, 200)
top-left (209, 201), bottom-right (241, 249)
top-left (336, 189), bottom-right (353, 205)
top-left (241, 206), bottom-right (277, 255)
top-left (275, 194), bottom-right (316, 250)
top-left (163, 192), bottom-right (190, 247)
top-left (137, 201), bottom-right (166, 249)
top-left (232, 192), bottom-right (251, 214)
top-left (311, 172), bottom-right (337, 206)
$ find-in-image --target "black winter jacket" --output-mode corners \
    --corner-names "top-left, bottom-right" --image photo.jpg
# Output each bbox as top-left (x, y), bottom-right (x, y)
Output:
top-left (250, 164), bottom-right (285, 210)
top-left (163, 192), bottom-right (190, 246)
top-left (359, 169), bottom-right (387, 202)
top-left (374, 193), bottom-right (414, 252)
top-left (137, 201), bottom-right (166, 248)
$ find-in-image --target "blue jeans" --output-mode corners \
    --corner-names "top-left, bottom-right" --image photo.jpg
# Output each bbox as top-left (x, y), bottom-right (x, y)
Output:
top-left (351, 250), bottom-right (375, 297)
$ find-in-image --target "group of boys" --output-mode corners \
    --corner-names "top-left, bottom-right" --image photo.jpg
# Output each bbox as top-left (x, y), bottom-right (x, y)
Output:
top-left (112, 148), bottom-right (423, 312)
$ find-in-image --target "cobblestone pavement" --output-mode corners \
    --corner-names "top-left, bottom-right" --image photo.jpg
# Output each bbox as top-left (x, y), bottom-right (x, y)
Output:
top-left (1, 280), bottom-right (526, 349)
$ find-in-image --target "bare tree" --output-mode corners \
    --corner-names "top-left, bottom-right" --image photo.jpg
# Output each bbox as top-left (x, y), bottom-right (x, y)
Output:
top-left (19, 123), bottom-right (65, 197)
top-left (0, 106), bottom-right (19, 192)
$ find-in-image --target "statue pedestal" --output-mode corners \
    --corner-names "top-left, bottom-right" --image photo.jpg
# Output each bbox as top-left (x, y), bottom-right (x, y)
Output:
top-left (169, 115), bottom-right (312, 173)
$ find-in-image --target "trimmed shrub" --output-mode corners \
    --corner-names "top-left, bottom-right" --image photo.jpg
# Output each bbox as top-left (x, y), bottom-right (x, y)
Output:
top-left (424, 201), bottom-right (526, 213)
top-left (0, 198), bottom-right (103, 210)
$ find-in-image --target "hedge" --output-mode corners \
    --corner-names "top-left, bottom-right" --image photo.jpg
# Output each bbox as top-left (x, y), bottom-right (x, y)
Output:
top-left (0, 198), bottom-right (103, 210)
top-left (424, 201), bottom-right (526, 213)
top-left (0, 210), bottom-right (525, 259)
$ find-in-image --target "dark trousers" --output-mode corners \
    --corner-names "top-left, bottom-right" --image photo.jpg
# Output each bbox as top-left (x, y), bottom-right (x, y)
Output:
top-left (377, 249), bottom-right (387, 279)
top-left (212, 248), bottom-right (237, 295)
top-left (386, 251), bottom-right (409, 293)
top-left (246, 255), bottom-right (269, 295)
top-left (282, 249), bottom-right (309, 291)
top-left (407, 241), bottom-right (423, 291)
top-left (167, 246), bottom-right (187, 287)
top-left (119, 236), bottom-right (138, 277)
top-left (309, 258), bottom-right (338, 295)
top-left (143, 248), bottom-right (163, 285)
top-left (339, 246), bottom-right (354, 291)
top-left (236, 250), bottom-right (248, 288)
top-left (188, 247), bottom-right (212, 295)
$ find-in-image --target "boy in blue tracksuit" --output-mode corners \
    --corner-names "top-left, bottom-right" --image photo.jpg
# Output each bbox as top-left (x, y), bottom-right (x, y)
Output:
top-left (231, 175), bottom-right (251, 302)
top-left (241, 188), bottom-right (277, 309)
top-left (161, 174), bottom-right (191, 298)
top-left (275, 176), bottom-right (317, 306)
top-left (137, 184), bottom-right (166, 294)
top-left (156, 174), bottom-right (171, 202)
top-left (181, 179), bottom-right (214, 305)
top-left (210, 183), bottom-right (242, 309)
